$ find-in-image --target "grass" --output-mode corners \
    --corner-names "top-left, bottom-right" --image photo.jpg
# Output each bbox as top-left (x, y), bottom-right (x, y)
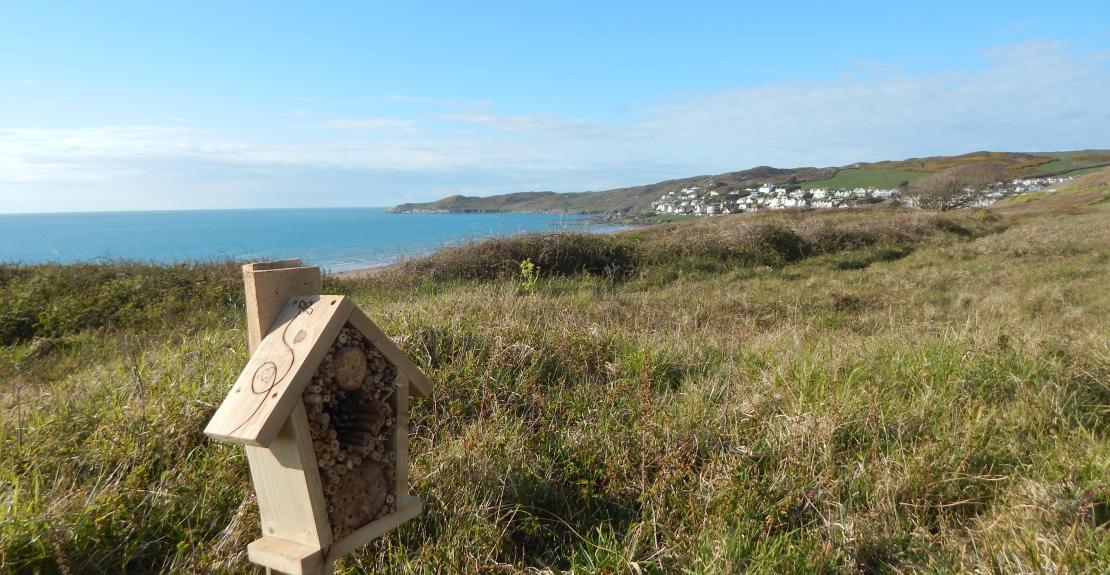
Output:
top-left (380, 207), bottom-right (986, 286)
top-left (2, 183), bottom-right (1109, 573)
top-left (1001, 191), bottom-right (1052, 205)
top-left (799, 168), bottom-right (927, 190)
top-left (1031, 151), bottom-right (1110, 175)
top-left (996, 166), bottom-right (1110, 217)
top-left (0, 261), bottom-right (245, 346)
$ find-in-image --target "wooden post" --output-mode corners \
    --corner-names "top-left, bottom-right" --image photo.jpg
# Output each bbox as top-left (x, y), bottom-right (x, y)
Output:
top-left (242, 260), bottom-right (331, 575)
top-left (243, 259), bottom-right (324, 353)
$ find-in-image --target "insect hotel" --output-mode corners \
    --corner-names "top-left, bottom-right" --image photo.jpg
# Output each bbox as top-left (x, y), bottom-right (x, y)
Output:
top-left (205, 260), bottom-right (432, 574)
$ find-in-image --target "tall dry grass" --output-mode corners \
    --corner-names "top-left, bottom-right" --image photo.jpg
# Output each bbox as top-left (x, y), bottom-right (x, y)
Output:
top-left (1, 197), bottom-right (1107, 573)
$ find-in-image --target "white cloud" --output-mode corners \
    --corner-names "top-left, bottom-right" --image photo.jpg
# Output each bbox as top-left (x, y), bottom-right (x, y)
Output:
top-left (629, 39), bottom-right (1109, 167)
top-left (1, 40), bottom-right (1107, 211)
top-left (0, 124), bottom-right (551, 188)
top-left (389, 95), bottom-right (494, 110)
top-left (0, 126), bottom-right (204, 182)
top-left (321, 117), bottom-right (416, 130)
top-left (442, 112), bottom-right (609, 138)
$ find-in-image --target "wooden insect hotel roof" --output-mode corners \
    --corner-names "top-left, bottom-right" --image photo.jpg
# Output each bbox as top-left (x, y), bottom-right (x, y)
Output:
top-left (205, 294), bottom-right (432, 447)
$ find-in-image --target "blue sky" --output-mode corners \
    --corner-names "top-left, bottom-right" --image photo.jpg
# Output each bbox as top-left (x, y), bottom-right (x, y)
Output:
top-left (2, 1), bottom-right (1108, 213)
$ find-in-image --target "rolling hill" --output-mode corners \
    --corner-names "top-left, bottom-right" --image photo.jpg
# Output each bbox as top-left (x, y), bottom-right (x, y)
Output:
top-left (390, 150), bottom-right (1110, 215)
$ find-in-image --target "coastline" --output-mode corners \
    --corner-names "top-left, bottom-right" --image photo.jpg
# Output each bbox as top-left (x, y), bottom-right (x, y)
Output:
top-left (331, 262), bottom-right (392, 279)
top-left (0, 208), bottom-right (614, 272)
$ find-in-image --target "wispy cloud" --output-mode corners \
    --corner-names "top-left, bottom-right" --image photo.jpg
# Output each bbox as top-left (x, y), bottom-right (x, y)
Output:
top-left (321, 117), bottom-right (416, 131)
top-left (389, 95), bottom-right (494, 110)
top-left (628, 39), bottom-right (1110, 166)
top-left (442, 112), bottom-right (608, 138)
top-left (2, 40), bottom-right (1107, 211)
top-left (0, 124), bottom-right (539, 184)
top-left (0, 126), bottom-right (209, 183)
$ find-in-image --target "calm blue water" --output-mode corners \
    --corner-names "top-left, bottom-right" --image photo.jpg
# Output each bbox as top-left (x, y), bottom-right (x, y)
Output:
top-left (0, 208), bottom-right (620, 272)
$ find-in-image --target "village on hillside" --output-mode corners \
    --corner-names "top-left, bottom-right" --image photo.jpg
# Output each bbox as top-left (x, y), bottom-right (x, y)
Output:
top-left (651, 175), bottom-right (1076, 216)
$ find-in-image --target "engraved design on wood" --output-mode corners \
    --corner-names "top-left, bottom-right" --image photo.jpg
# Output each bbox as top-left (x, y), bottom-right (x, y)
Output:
top-left (304, 323), bottom-right (399, 541)
top-left (232, 299), bottom-right (315, 435)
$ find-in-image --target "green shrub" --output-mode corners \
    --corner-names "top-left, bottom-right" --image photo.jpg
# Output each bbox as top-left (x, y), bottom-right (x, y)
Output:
top-left (391, 233), bottom-right (639, 283)
top-left (519, 258), bottom-right (540, 294)
top-left (0, 261), bottom-right (243, 345)
top-left (377, 207), bottom-right (992, 287)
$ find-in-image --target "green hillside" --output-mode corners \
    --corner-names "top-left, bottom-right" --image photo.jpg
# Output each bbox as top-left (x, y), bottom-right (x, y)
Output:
top-left (1029, 150), bottom-right (1110, 175)
top-left (391, 166), bottom-right (815, 215)
top-left (392, 150), bottom-right (1110, 215)
top-left (799, 168), bottom-right (926, 190)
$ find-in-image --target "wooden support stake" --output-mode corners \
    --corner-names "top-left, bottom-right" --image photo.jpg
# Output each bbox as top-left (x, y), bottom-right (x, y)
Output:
top-left (242, 260), bottom-right (331, 575)
top-left (244, 260), bottom-right (324, 353)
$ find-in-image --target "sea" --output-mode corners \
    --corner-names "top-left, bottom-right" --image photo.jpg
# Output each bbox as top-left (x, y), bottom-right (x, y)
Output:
top-left (0, 208), bottom-right (621, 272)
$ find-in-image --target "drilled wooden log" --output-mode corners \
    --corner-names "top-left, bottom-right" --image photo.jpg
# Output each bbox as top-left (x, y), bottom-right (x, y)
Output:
top-left (334, 346), bottom-right (368, 391)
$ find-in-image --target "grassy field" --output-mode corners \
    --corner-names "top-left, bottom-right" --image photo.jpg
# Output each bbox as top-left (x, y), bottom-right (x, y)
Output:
top-left (1030, 151), bottom-right (1110, 176)
top-left (799, 168), bottom-right (928, 190)
top-left (2, 173), bottom-right (1109, 574)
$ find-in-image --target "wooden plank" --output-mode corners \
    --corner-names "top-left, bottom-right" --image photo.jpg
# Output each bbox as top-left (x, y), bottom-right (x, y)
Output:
top-left (347, 307), bottom-right (434, 398)
top-left (248, 536), bottom-right (324, 575)
top-left (205, 295), bottom-right (352, 446)
top-left (245, 402), bottom-right (333, 553)
top-left (324, 497), bottom-right (423, 566)
top-left (248, 259), bottom-right (308, 272)
top-left (288, 402), bottom-right (332, 547)
top-left (244, 261), bottom-right (324, 354)
top-left (237, 262), bottom-right (330, 575)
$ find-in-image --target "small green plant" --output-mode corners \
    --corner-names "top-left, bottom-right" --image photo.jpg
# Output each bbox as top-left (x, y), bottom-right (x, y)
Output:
top-left (519, 257), bottom-right (540, 293)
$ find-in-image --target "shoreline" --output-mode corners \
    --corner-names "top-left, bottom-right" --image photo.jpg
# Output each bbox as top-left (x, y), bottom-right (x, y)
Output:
top-left (331, 261), bottom-right (392, 280)
top-left (1, 210), bottom-right (628, 275)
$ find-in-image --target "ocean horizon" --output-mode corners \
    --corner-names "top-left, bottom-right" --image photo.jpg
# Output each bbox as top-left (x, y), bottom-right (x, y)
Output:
top-left (0, 207), bottom-right (620, 272)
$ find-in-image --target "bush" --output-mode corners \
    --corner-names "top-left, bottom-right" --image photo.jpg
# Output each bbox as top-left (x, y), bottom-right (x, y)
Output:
top-left (378, 207), bottom-right (991, 287)
top-left (0, 261), bottom-right (244, 345)
top-left (391, 233), bottom-right (639, 283)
